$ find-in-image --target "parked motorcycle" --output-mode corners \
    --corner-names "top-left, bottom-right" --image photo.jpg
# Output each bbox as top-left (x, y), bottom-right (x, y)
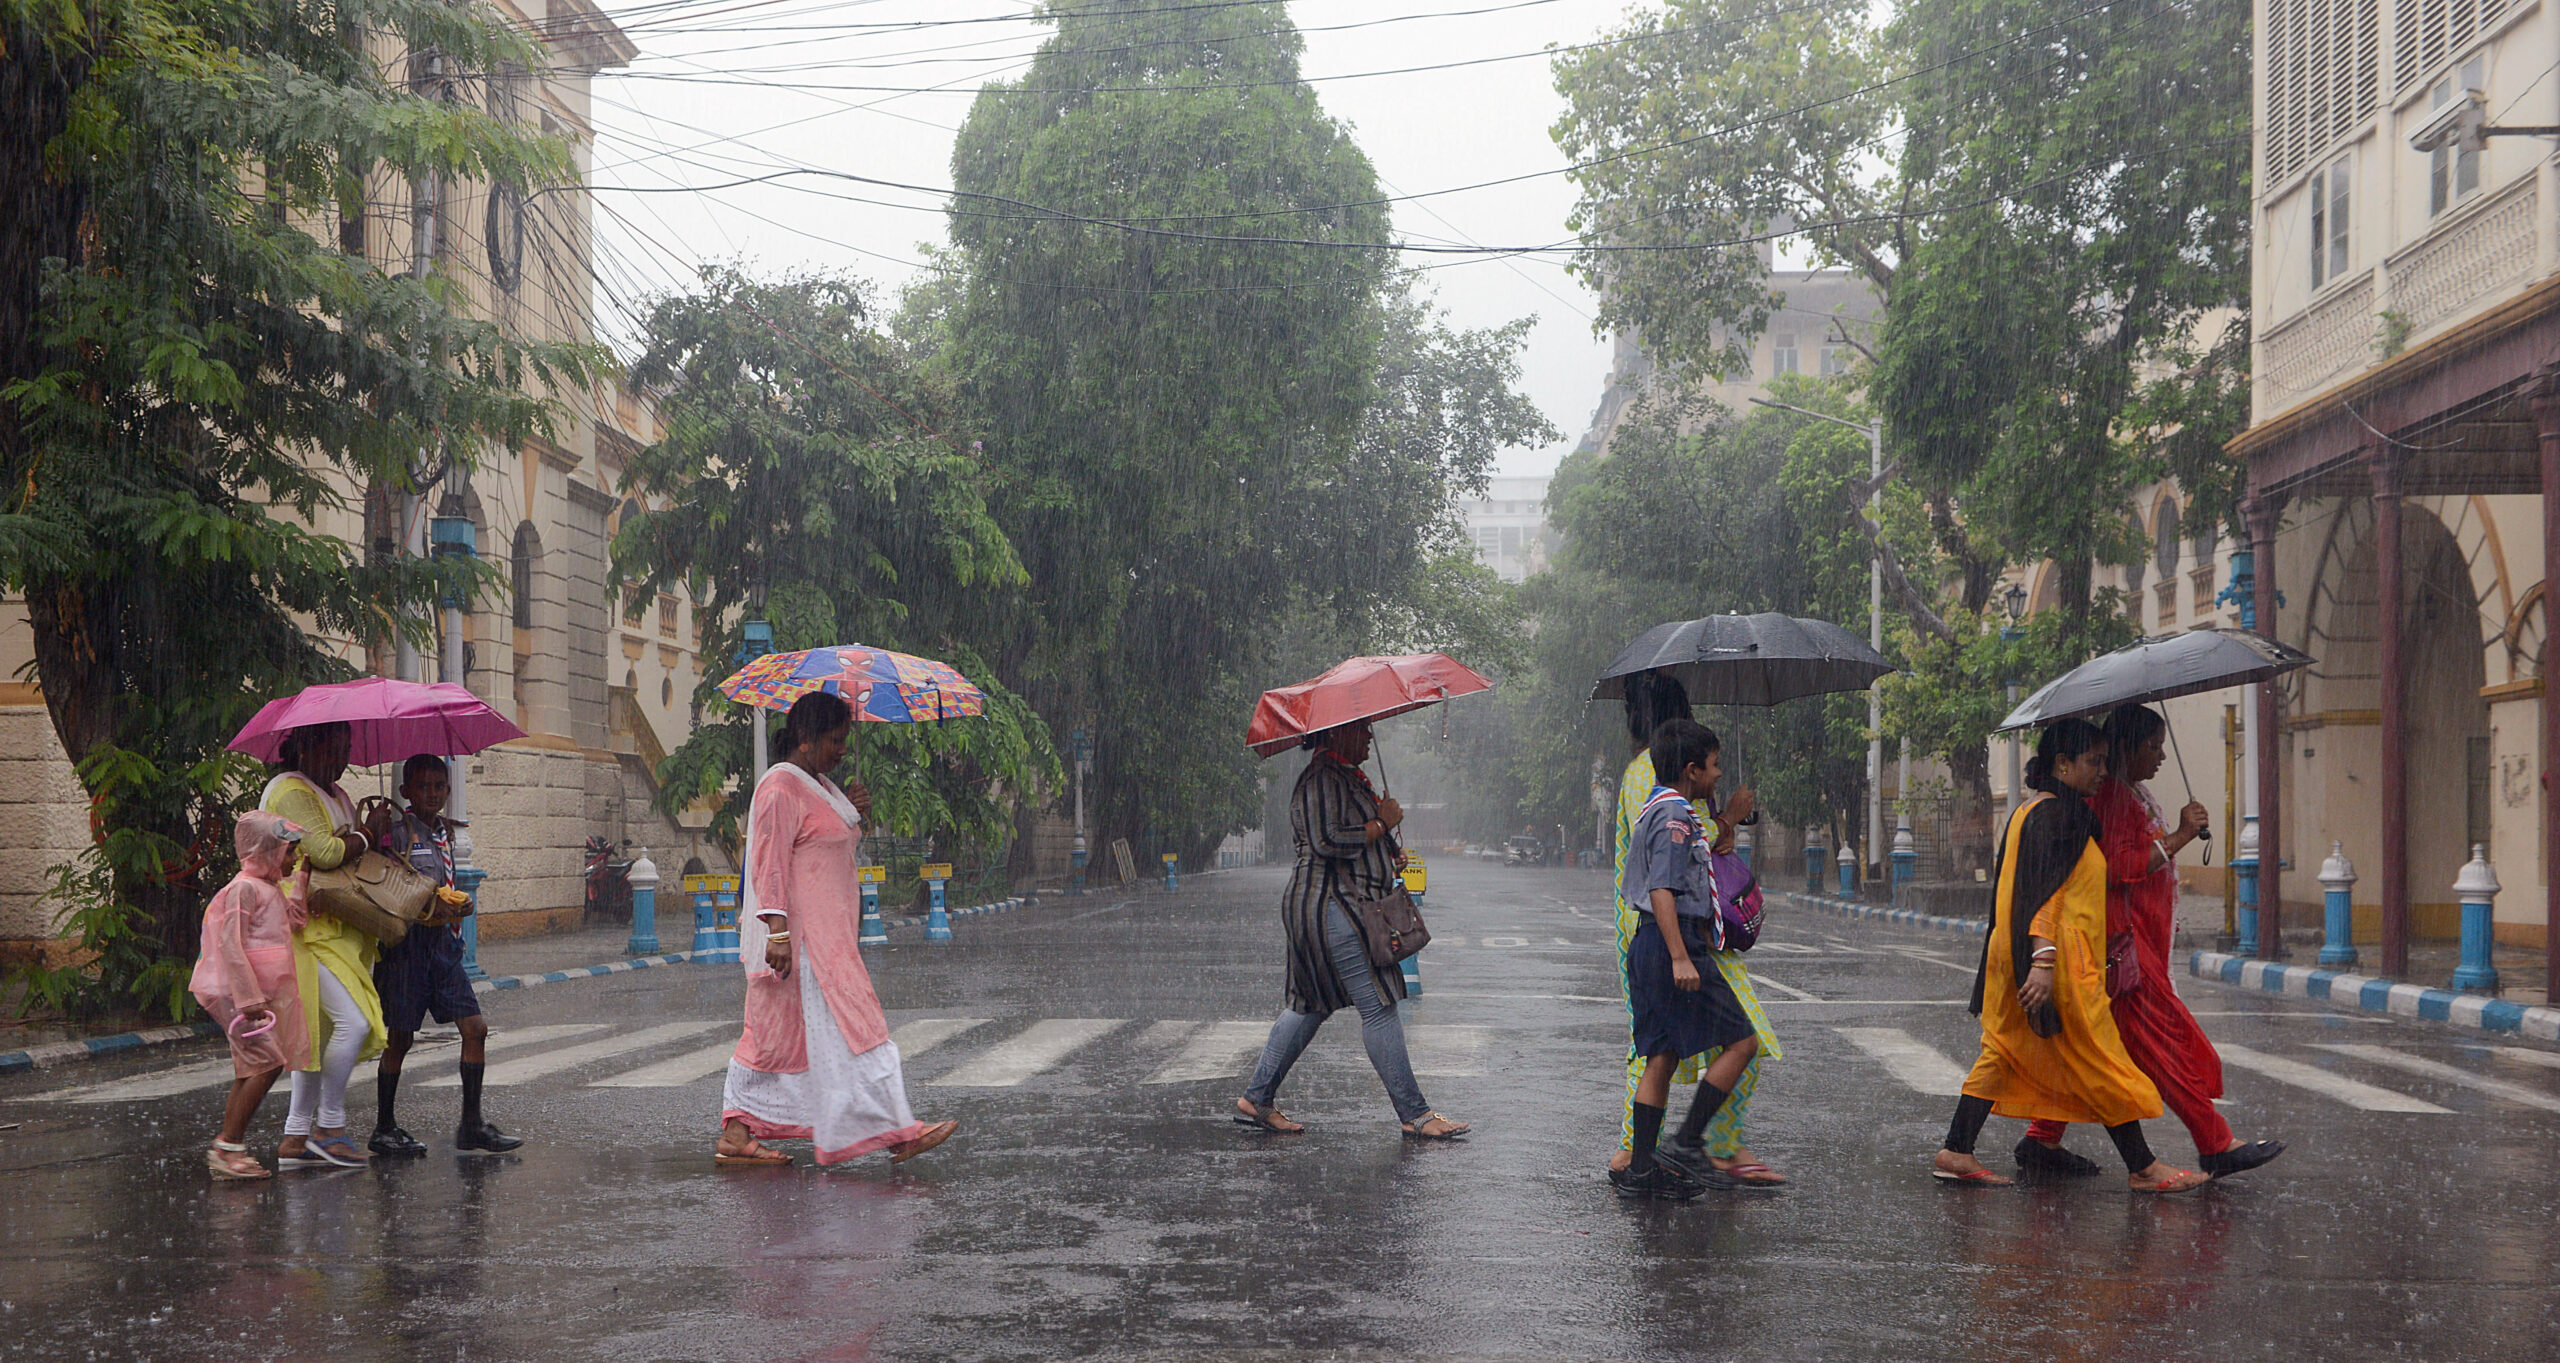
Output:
top-left (584, 835), bottom-right (635, 924)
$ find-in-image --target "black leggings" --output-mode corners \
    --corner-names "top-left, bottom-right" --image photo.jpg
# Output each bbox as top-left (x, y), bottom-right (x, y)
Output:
top-left (1944, 1094), bottom-right (2155, 1171)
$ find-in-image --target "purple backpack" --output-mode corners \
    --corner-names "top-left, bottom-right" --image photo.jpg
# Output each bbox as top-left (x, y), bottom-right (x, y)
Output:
top-left (1705, 842), bottom-right (1764, 952)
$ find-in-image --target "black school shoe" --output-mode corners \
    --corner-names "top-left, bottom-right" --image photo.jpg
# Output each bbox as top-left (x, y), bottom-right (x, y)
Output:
top-left (2013, 1135), bottom-right (2103, 1178)
top-left (1610, 1163), bottom-right (1704, 1202)
top-left (1652, 1138), bottom-right (1746, 1191)
top-left (455, 1121), bottom-right (524, 1153)
top-left (2199, 1140), bottom-right (2286, 1179)
top-left (368, 1126), bottom-right (428, 1158)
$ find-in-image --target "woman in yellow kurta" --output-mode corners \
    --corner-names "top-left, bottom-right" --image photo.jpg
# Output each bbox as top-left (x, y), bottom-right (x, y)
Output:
top-left (1932, 718), bottom-right (2205, 1193)
top-left (261, 721), bottom-right (387, 1168)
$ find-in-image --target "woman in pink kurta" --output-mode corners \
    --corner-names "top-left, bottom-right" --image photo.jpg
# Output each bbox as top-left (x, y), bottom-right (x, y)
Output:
top-left (190, 811), bottom-right (314, 1179)
top-left (717, 691), bottom-right (958, 1167)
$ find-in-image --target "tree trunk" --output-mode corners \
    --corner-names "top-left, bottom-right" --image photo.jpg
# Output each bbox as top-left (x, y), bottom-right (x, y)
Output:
top-left (1944, 743), bottom-right (1995, 879)
top-left (2, 17), bottom-right (88, 479)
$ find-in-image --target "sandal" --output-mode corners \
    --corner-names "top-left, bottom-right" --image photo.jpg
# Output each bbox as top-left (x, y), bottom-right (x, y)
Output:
top-left (2131, 1165), bottom-right (2210, 1195)
top-left (207, 1140), bottom-right (269, 1181)
top-left (306, 1134), bottom-right (368, 1168)
top-left (1718, 1160), bottom-right (1788, 1186)
top-left (1233, 1099), bottom-right (1304, 1134)
top-left (1401, 1111), bottom-right (1469, 1141)
top-left (714, 1137), bottom-right (792, 1167)
top-left (888, 1120), bottom-right (958, 1164)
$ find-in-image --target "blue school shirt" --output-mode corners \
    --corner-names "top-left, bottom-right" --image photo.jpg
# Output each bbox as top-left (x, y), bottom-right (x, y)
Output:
top-left (1622, 787), bottom-right (1718, 926)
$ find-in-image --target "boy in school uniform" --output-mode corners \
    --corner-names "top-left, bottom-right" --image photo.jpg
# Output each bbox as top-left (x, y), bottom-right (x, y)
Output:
top-left (1611, 718), bottom-right (1763, 1201)
top-left (368, 753), bottom-right (523, 1156)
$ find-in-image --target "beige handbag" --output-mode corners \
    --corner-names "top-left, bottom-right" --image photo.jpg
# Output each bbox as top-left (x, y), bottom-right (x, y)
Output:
top-left (306, 848), bottom-right (436, 945)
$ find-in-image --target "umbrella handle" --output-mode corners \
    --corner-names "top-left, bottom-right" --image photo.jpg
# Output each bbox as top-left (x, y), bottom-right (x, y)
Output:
top-left (2164, 724), bottom-right (2211, 863)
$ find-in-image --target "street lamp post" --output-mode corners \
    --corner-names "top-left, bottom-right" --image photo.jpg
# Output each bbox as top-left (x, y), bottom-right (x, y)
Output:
top-left (429, 497), bottom-right (486, 979)
top-left (738, 619), bottom-right (773, 779)
top-left (1750, 397), bottom-right (1883, 885)
top-left (1999, 582), bottom-right (2028, 829)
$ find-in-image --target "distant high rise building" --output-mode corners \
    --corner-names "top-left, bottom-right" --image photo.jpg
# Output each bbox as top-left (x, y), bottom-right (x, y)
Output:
top-left (1460, 476), bottom-right (1557, 583)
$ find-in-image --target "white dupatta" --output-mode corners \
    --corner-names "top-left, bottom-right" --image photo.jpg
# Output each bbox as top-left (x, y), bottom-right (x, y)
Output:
top-left (740, 759), bottom-right (862, 981)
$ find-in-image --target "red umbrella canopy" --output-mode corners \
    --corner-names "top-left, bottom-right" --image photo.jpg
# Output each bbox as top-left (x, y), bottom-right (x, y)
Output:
top-left (1245, 653), bottom-right (1494, 758)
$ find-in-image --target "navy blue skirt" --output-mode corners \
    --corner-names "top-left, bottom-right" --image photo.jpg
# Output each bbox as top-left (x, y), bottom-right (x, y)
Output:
top-left (1628, 917), bottom-right (1755, 1060)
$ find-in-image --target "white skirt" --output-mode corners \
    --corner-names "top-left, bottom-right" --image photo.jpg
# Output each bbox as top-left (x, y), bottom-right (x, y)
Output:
top-left (721, 953), bottom-right (921, 1164)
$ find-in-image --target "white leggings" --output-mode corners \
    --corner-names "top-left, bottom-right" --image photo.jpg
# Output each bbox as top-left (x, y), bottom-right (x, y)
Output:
top-left (284, 966), bottom-right (367, 1134)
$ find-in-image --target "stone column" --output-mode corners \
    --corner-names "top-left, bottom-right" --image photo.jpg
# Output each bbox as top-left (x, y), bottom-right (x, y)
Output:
top-left (2246, 492), bottom-right (2287, 957)
top-left (2533, 365), bottom-right (2560, 1001)
top-left (2370, 443), bottom-right (2410, 979)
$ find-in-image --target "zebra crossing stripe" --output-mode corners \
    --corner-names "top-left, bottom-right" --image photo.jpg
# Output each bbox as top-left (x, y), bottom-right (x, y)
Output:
top-left (48, 1023), bottom-right (607, 1105)
top-left (928, 1018), bottom-right (1125, 1087)
top-left (1833, 1028), bottom-right (1968, 1096)
top-left (587, 1041), bottom-right (737, 1089)
top-left (2216, 1044), bottom-right (2450, 1113)
top-left (426, 1021), bottom-right (729, 1089)
top-left (1408, 1025), bottom-right (1488, 1077)
top-left (1142, 1021), bottom-right (1268, 1084)
top-left (2312, 1043), bottom-right (2560, 1114)
top-left (887, 1018), bottom-right (993, 1060)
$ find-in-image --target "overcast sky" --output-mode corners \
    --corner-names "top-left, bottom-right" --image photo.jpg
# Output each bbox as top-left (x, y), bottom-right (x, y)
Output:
top-left (585, 0), bottom-right (1644, 478)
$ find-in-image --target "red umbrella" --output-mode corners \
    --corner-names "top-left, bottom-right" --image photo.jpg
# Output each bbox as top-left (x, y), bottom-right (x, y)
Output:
top-left (1245, 653), bottom-right (1494, 759)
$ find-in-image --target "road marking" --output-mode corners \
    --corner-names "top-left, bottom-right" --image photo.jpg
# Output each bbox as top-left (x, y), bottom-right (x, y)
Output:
top-left (1423, 991), bottom-right (1617, 1004)
top-left (1482, 936), bottom-right (1528, 948)
top-left (928, 1018), bottom-right (1124, 1087)
top-left (1144, 1020), bottom-right (1270, 1084)
top-left (1409, 1025), bottom-right (1488, 1077)
top-left (887, 1017), bottom-right (992, 1059)
top-left (1752, 942), bottom-right (1825, 955)
top-left (1745, 973), bottom-right (1819, 1002)
top-left (2490, 1047), bottom-right (2560, 1074)
top-left (589, 1042), bottom-right (737, 1089)
top-left (2313, 1043), bottom-right (2560, 1114)
top-left (1764, 999), bottom-right (1971, 1006)
top-left (1893, 950), bottom-right (1977, 973)
top-left (1434, 935), bottom-right (1469, 947)
top-left (46, 1024), bottom-right (606, 1104)
top-left (426, 1021), bottom-right (728, 1088)
top-left (1833, 1027), bottom-right (1968, 1096)
top-left (2216, 1044), bottom-right (2451, 1113)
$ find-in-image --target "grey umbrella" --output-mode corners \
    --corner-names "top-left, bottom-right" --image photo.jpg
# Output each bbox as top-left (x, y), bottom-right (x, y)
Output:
top-left (1995, 629), bottom-right (2313, 732)
top-left (1589, 612), bottom-right (1894, 706)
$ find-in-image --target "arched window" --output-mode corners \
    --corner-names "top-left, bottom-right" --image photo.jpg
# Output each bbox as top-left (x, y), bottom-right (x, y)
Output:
top-left (2153, 498), bottom-right (2182, 576)
top-left (511, 521), bottom-right (541, 630)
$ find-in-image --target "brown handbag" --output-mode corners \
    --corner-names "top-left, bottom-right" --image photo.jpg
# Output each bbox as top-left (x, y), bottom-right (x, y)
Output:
top-left (1351, 882), bottom-right (1431, 967)
top-left (306, 848), bottom-right (436, 945)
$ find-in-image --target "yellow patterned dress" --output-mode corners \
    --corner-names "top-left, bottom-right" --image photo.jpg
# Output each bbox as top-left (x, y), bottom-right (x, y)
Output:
top-left (1613, 754), bottom-right (1780, 1156)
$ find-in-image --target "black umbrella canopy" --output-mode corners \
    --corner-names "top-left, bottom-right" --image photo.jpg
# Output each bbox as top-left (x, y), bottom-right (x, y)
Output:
top-left (1997, 629), bottom-right (2314, 732)
top-left (1591, 612), bottom-right (1894, 707)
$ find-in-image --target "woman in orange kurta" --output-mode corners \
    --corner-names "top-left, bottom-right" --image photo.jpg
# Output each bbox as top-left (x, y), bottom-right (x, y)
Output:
top-left (716, 691), bottom-right (957, 1168)
top-left (1932, 718), bottom-right (2205, 1193)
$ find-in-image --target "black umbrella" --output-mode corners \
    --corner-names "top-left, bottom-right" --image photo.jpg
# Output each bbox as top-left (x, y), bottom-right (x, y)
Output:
top-left (1590, 612), bottom-right (1894, 706)
top-left (1997, 628), bottom-right (2315, 860)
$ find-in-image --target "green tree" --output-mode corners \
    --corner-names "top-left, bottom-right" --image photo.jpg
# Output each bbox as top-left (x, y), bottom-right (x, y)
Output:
top-left (615, 268), bottom-right (1057, 851)
top-left (2, 0), bottom-right (597, 1017)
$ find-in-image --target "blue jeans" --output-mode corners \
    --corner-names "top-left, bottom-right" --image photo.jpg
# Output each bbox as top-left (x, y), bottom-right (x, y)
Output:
top-left (1244, 900), bottom-right (1430, 1123)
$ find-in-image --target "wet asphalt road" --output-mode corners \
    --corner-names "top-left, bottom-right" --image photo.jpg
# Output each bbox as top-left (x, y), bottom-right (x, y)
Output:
top-left (4, 858), bottom-right (2558, 1361)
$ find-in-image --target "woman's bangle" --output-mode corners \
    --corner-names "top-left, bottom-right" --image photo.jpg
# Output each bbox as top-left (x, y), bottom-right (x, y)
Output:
top-left (766, 930), bottom-right (791, 944)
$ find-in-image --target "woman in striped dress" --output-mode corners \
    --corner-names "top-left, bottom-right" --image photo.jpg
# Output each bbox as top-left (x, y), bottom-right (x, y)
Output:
top-left (1235, 720), bottom-right (1468, 1139)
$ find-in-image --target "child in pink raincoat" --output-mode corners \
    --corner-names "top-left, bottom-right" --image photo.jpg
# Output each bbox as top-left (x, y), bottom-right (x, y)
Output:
top-left (189, 811), bottom-right (311, 1180)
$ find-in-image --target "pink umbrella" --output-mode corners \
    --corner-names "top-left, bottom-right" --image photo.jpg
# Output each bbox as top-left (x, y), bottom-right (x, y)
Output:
top-left (227, 677), bottom-right (526, 767)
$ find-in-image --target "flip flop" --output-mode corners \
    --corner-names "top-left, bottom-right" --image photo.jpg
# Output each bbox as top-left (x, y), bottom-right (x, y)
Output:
top-left (1400, 1111), bottom-right (1469, 1141)
top-left (1720, 1161), bottom-right (1788, 1186)
top-left (2131, 1166), bottom-right (2210, 1195)
top-left (1233, 1100), bottom-right (1304, 1134)
top-left (889, 1120), bottom-right (958, 1164)
top-left (715, 1138), bottom-right (792, 1167)
top-left (1931, 1167), bottom-right (2011, 1186)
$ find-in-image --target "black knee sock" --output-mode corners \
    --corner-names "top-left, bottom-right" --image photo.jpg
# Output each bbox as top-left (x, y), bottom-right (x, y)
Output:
top-left (1944, 1094), bottom-right (1993, 1155)
top-left (2105, 1121), bottom-right (2155, 1173)
top-left (459, 1062), bottom-right (485, 1129)
top-left (1629, 1102), bottom-right (1666, 1174)
top-left (375, 1070), bottom-right (400, 1130)
top-left (1676, 1080), bottom-right (1732, 1145)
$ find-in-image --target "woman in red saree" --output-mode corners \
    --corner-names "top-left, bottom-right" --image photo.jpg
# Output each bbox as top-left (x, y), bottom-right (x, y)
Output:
top-left (2018, 705), bottom-right (2285, 1181)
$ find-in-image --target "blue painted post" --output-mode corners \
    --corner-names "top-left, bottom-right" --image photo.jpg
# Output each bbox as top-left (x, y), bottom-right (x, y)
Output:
top-left (2234, 815), bottom-right (2262, 957)
top-left (2317, 840), bottom-right (2358, 968)
top-left (1890, 822), bottom-right (1918, 904)
top-left (923, 863), bottom-right (954, 943)
top-left (625, 850), bottom-right (660, 957)
top-left (858, 865), bottom-right (888, 945)
top-left (712, 875), bottom-right (740, 964)
top-left (2451, 844), bottom-right (2502, 993)
top-left (454, 866), bottom-right (488, 981)
top-left (1836, 843), bottom-right (1857, 895)
top-left (1805, 838), bottom-right (1827, 896)
top-left (1162, 852), bottom-right (1179, 892)
top-left (687, 875), bottom-right (716, 957)
top-left (1070, 835), bottom-right (1090, 896)
top-left (1399, 858), bottom-right (1426, 996)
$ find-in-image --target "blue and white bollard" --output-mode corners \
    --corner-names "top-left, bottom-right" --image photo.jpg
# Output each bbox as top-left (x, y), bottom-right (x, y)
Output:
top-left (1805, 840), bottom-right (1827, 896)
top-left (858, 865), bottom-right (888, 946)
top-left (1070, 835), bottom-right (1089, 896)
top-left (1162, 851), bottom-right (1179, 892)
top-left (687, 875), bottom-right (716, 957)
top-left (1399, 858), bottom-right (1426, 996)
top-left (1890, 822), bottom-right (1918, 904)
top-left (1836, 843), bottom-right (1857, 895)
top-left (454, 865), bottom-right (488, 981)
top-left (923, 863), bottom-right (954, 943)
top-left (2451, 843), bottom-right (2501, 993)
top-left (711, 875), bottom-right (741, 964)
top-left (2233, 815), bottom-right (2261, 957)
top-left (2316, 841), bottom-right (2357, 967)
top-left (626, 849), bottom-right (660, 957)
